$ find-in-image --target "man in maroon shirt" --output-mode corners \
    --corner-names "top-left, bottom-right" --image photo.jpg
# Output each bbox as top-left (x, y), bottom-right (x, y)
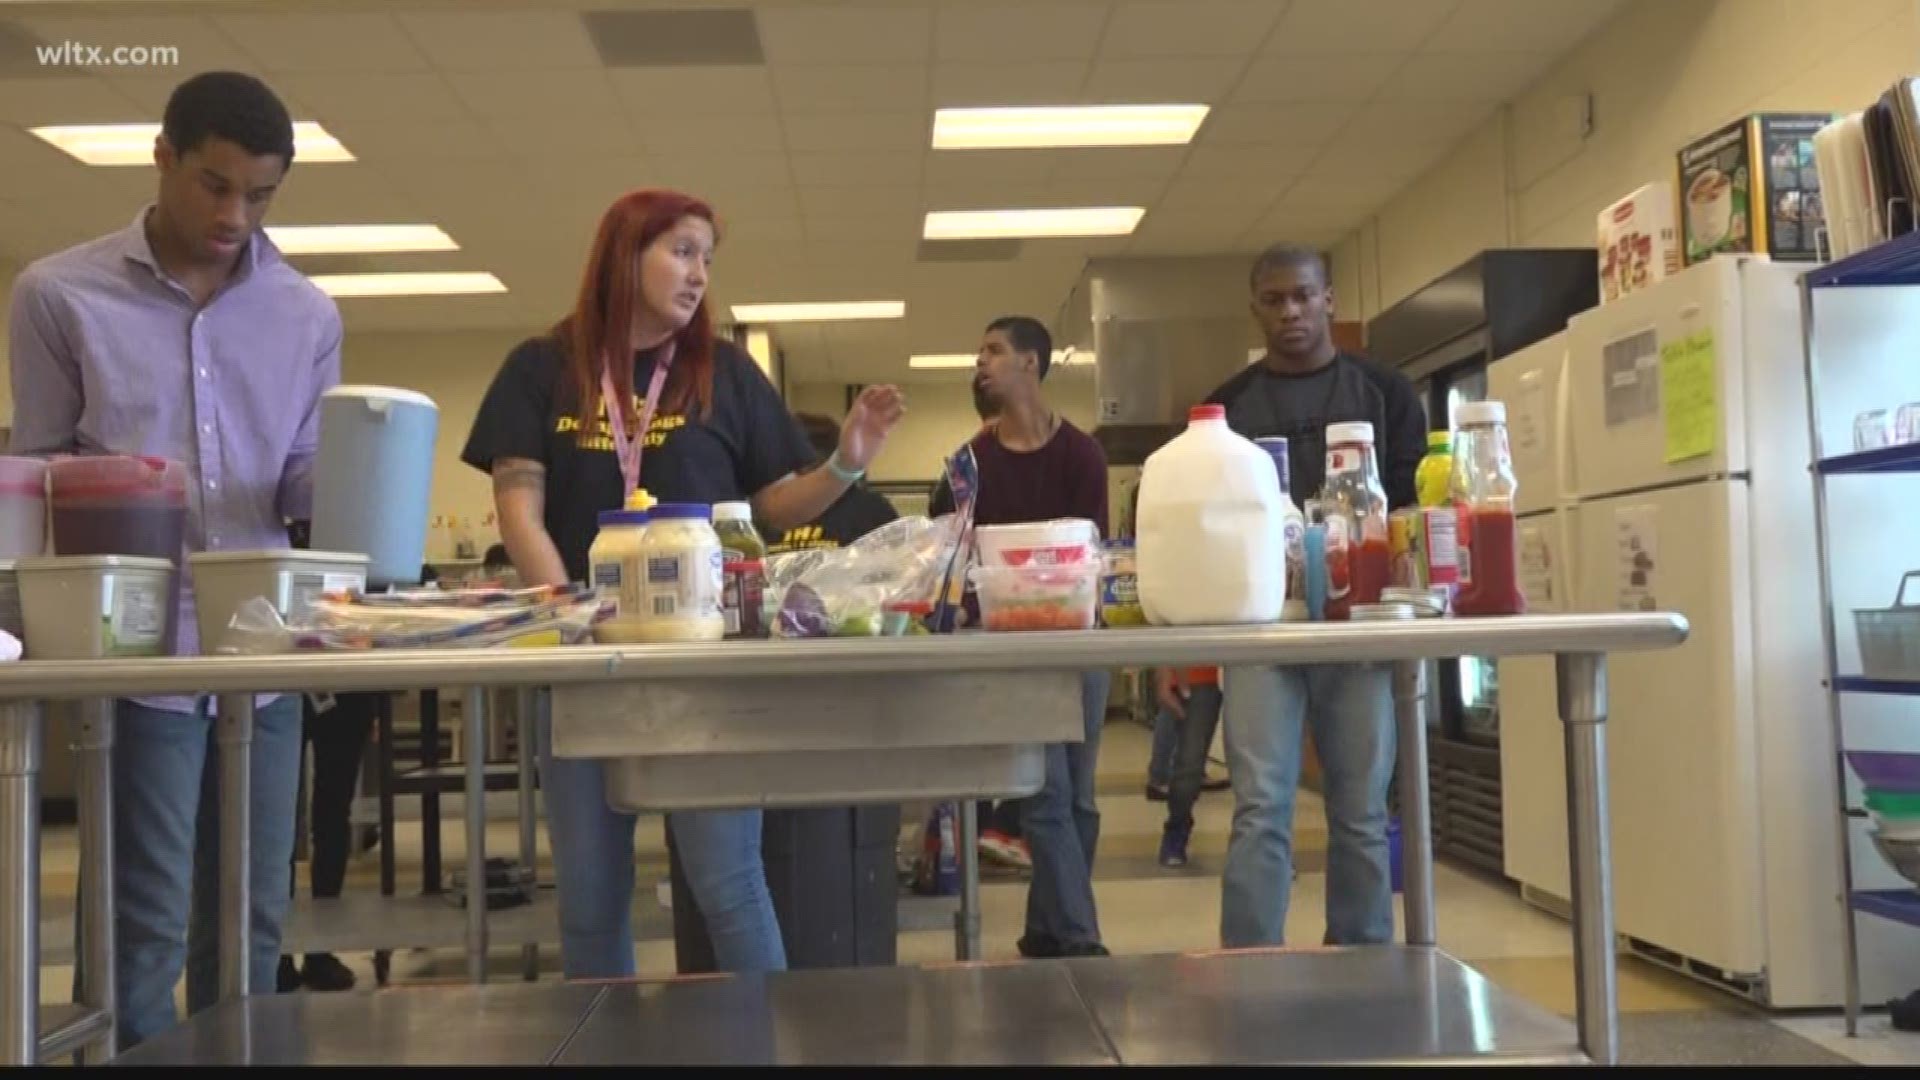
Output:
top-left (933, 315), bottom-right (1111, 958)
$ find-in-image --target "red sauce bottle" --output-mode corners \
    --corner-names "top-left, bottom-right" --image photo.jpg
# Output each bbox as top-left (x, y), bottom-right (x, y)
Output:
top-left (1450, 402), bottom-right (1526, 617)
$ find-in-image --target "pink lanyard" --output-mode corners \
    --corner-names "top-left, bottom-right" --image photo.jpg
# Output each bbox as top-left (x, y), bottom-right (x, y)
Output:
top-left (601, 342), bottom-right (675, 501)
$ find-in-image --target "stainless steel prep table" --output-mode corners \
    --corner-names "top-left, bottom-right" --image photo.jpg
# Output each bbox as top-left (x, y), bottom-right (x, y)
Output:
top-left (0, 614), bottom-right (1687, 1066)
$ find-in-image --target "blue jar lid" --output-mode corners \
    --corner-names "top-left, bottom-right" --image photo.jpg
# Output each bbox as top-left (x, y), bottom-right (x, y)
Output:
top-left (652, 503), bottom-right (711, 521)
top-left (597, 509), bottom-right (650, 527)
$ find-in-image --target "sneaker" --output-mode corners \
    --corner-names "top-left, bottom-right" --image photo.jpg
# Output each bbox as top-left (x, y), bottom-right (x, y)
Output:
top-left (1159, 820), bottom-right (1192, 868)
top-left (1144, 783), bottom-right (1169, 802)
top-left (1201, 774), bottom-right (1231, 793)
top-left (276, 955), bottom-right (301, 994)
top-left (301, 952), bottom-right (357, 992)
top-left (1058, 941), bottom-right (1111, 959)
top-left (1006, 837), bottom-right (1032, 870)
top-left (1017, 932), bottom-right (1061, 959)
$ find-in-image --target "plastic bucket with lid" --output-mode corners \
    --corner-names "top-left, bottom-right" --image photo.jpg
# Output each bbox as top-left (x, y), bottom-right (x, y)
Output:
top-left (976, 519), bottom-right (1102, 568)
top-left (187, 549), bottom-right (370, 653)
top-left (15, 554), bottom-right (174, 659)
top-left (46, 456), bottom-right (187, 562)
top-left (0, 457), bottom-right (48, 559)
top-left (312, 386), bottom-right (439, 587)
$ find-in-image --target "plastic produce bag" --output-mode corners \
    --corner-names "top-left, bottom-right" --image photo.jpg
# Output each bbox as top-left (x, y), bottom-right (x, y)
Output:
top-left (222, 583), bottom-right (609, 652)
top-left (764, 515), bottom-right (963, 637)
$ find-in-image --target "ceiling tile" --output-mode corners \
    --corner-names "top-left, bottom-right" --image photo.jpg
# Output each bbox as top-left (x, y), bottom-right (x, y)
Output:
top-left (395, 11), bottom-right (601, 70)
top-left (757, 5), bottom-right (933, 65)
top-left (269, 165), bottom-right (421, 223)
top-left (1373, 52), bottom-right (1552, 103)
top-left (1130, 211), bottom-right (1262, 255)
top-left (484, 110), bottom-right (645, 157)
top-left (102, 72), bottom-right (311, 117)
top-left (1154, 177), bottom-right (1284, 218)
top-left (1282, 172), bottom-right (1410, 213)
top-left (1176, 143), bottom-right (1312, 183)
top-left (1424, 0), bottom-right (1625, 54)
top-left (782, 111), bottom-right (928, 153)
top-left (789, 151), bottom-right (924, 188)
top-left (923, 148), bottom-right (1060, 188)
top-left (799, 185), bottom-right (923, 219)
top-left (773, 64), bottom-right (929, 114)
top-left (932, 62), bottom-right (1089, 108)
top-left (639, 110), bottom-right (786, 155)
top-left (921, 182), bottom-right (1058, 211)
top-left (934, 4), bottom-right (1112, 63)
top-left (1100, 0), bottom-right (1285, 58)
top-left (1232, 54), bottom-right (1404, 104)
top-left (0, 75), bottom-right (140, 125)
top-left (1337, 100), bottom-right (1489, 146)
top-left (15, 13), bottom-right (259, 74)
top-left (447, 69), bottom-right (625, 123)
top-left (609, 65), bottom-right (777, 117)
top-left (323, 118), bottom-right (507, 163)
top-left (1043, 146), bottom-right (1188, 181)
top-left (1080, 59), bottom-right (1241, 103)
top-left (272, 72), bottom-right (471, 129)
top-left (1043, 172), bottom-right (1172, 207)
top-left (213, 13), bottom-right (430, 73)
top-left (1266, 0), bottom-right (1463, 55)
top-left (1198, 102), bottom-right (1358, 146)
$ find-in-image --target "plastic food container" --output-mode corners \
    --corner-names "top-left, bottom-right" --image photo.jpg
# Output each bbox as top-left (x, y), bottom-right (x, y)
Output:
top-left (971, 562), bottom-right (1101, 632)
top-left (1870, 831), bottom-right (1920, 887)
top-left (1855, 571), bottom-right (1920, 679)
top-left (1865, 789), bottom-right (1920, 840)
top-left (1101, 541), bottom-right (1145, 627)
top-left (0, 457), bottom-right (48, 559)
top-left (187, 549), bottom-right (370, 653)
top-left (1847, 751), bottom-right (1920, 792)
top-left (16, 555), bottom-right (174, 659)
top-left (0, 561), bottom-right (23, 640)
top-left (47, 456), bottom-right (188, 563)
top-left (975, 519), bottom-right (1101, 568)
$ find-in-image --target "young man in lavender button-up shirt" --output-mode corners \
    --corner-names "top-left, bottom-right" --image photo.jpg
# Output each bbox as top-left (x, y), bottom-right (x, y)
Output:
top-left (7, 72), bottom-right (340, 1049)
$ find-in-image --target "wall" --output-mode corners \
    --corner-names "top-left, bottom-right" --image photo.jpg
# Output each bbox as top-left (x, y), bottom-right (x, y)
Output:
top-left (1331, 0), bottom-right (1920, 320)
top-left (788, 372), bottom-right (1100, 484)
top-left (0, 259), bottom-right (17, 424)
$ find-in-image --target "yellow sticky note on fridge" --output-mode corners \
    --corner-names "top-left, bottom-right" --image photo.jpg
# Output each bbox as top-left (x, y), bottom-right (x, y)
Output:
top-left (1661, 330), bottom-right (1717, 463)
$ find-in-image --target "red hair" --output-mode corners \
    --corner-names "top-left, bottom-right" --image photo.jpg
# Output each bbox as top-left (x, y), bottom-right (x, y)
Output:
top-left (555, 188), bottom-right (719, 438)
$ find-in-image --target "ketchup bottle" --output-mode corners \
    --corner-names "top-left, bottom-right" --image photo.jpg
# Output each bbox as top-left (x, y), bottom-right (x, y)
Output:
top-left (1317, 422), bottom-right (1391, 619)
top-left (1450, 401), bottom-right (1526, 616)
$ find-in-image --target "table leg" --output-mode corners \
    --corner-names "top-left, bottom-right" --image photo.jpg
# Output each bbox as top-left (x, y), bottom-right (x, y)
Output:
top-left (0, 701), bottom-right (42, 1065)
top-left (1392, 659), bottom-right (1437, 948)
top-left (1556, 653), bottom-right (1618, 1067)
top-left (216, 695), bottom-right (256, 1002)
top-left (70, 700), bottom-right (115, 1063)
top-left (516, 687), bottom-right (539, 982)
top-left (954, 800), bottom-right (981, 961)
top-left (464, 687), bottom-right (488, 985)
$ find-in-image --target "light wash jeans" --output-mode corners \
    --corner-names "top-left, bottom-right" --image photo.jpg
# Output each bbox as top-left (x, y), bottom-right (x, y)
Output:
top-left (1220, 663), bottom-right (1395, 948)
top-left (1019, 670), bottom-right (1110, 950)
top-left (537, 717), bottom-right (785, 979)
top-left (101, 696), bottom-right (302, 1051)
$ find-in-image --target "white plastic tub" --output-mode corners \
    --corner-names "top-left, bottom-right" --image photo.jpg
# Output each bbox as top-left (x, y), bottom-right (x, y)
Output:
top-left (971, 562), bottom-right (1101, 632)
top-left (974, 519), bottom-right (1101, 568)
top-left (16, 555), bottom-right (174, 659)
top-left (188, 549), bottom-right (369, 652)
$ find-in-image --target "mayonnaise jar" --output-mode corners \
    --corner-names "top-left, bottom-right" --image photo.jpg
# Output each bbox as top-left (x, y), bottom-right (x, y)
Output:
top-left (634, 503), bottom-right (725, 642)
top-left (589, 508), bottom-right (651, 643)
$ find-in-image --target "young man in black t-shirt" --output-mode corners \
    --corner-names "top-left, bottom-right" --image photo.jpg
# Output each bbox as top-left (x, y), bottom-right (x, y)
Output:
top-left (1199, 243), bottom-right (1424, 950)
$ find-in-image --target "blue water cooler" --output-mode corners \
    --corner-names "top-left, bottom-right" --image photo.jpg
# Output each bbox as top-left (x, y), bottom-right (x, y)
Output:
top-left (312, 386), bottom-right (439, 587)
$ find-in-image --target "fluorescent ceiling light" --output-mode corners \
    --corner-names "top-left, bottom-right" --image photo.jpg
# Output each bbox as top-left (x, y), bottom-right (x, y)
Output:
top-left (933, 104), bottom-right (1209, 150)
top-left (310, 271), bottom-right (506, 298)
top-left (909, 350), bottom-right (1094, 371)
top-left (731, 301), bottom-right (905, 323)
top-left (267, 224), bottom-right (457, 255)
top-left (28, 120), bottom-right (353, 166)
top-left (924, 207), bottom-right (1144, 240)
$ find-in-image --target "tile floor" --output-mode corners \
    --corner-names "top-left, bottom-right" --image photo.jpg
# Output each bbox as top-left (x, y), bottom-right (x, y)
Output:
top-left (31, 720), bottom-right (1920, 1065)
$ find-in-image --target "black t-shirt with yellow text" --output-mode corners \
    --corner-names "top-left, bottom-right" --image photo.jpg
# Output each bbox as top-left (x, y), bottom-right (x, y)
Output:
top-left (461, 335), bottom-right (812, 583)
top-left (766, 485), bottom-right (898, 555)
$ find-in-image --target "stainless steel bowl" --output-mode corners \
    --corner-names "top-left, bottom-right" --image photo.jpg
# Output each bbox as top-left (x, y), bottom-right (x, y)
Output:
top-left (1871, 831), bottom-right (1920, 888)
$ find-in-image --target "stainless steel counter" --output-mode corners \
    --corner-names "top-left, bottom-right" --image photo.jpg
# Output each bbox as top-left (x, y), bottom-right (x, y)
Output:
top-left (110, 947), bottom-right (1585, 1066)
top-left (0, 614), bottom-right (1688, 1066)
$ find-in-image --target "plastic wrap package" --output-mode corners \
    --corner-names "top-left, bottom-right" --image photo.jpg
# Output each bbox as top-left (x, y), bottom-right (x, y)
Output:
top-left (223, 583), bottom-right (609, 652)
top-left (764, 515), bottom-right (962, 637)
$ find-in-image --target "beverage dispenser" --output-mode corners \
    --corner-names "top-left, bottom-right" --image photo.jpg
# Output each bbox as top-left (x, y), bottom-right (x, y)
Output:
top-left (312, 386), bottom-right (439, 588)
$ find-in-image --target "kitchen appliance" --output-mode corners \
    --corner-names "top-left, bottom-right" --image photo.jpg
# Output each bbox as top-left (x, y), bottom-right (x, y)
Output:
top-left (1368, 249), bottom-right (1600, 874)
top-left (1499, 254), bottom-right (1920, 1008)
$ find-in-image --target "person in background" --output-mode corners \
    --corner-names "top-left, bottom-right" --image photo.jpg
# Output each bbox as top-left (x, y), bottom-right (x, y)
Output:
top-left (7, 71), bottom-right (338, 1048)
top-left (461, 187), bottom-right (904, 979)
top-left (765, 413), bottom-right (899, 554)
top-left (931, 315), bottom-right (1111, 959)
top-left (1197, 242), bottom-right (1424, 948)
top-left (1133, 482), bottom-right (1231, 810)
top-left (1154, 667), bottom-right (1224, 868)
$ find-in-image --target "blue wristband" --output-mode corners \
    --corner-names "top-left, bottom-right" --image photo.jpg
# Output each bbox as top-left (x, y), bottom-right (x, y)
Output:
top-left (826, 450), bottom-right (865, 484)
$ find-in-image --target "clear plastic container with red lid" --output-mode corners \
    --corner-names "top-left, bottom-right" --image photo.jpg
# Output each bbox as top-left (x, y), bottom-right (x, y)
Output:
top-left (47, 456), bottom-right (189, 564)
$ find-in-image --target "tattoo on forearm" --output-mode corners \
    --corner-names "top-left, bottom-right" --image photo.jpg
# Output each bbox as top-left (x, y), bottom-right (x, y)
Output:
top-left (492, 460), bottom-right (546, 493)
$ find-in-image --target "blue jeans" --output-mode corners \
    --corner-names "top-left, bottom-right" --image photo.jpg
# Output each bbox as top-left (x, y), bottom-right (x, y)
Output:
top-left (1019, 670), bottom-right (1110, 949)
top-left (1166, 684), bottom-right (1224, 830)
top-left (1220, 663), bottom-right (1395, 948)
top-left (537, 717), bottom-right (785, 979)
top-left (103, 696), bottom-right (302, 1051)
top-left (1148, 707), bottom-right (1177, 789)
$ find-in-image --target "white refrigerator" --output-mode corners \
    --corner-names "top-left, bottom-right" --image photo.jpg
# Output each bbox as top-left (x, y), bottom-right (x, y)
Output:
top-left (1489, 331), bottom-right (1578, 906)
top-left (1530, 254), bottom-right (1920, 1008)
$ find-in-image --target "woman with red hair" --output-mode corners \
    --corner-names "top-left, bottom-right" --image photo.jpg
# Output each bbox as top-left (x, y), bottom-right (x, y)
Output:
top-left (462, 188), bottom-right (905, 978)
